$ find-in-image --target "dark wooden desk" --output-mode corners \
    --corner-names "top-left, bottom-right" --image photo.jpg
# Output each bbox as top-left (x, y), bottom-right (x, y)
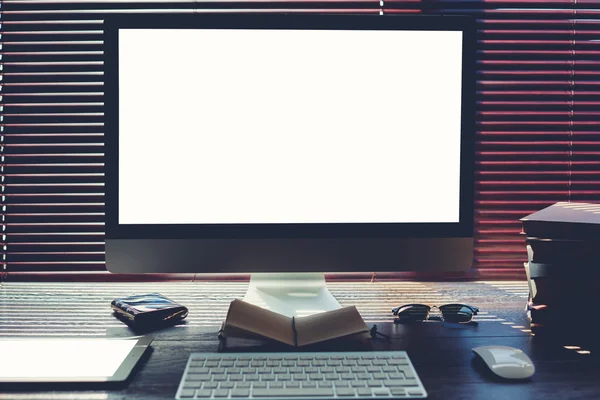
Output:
top-left (2, 321), bottom-right (599, 400)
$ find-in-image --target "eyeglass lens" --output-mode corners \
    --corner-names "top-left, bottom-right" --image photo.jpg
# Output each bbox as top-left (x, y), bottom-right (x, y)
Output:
top-left (395, 305), bottom-right (430, 321)
top-left (438, 304), bottom-right (474, 323)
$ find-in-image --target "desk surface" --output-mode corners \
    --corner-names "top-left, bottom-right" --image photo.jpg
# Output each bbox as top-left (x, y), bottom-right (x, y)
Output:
top-left (1, 281), bottom-right (599, 399)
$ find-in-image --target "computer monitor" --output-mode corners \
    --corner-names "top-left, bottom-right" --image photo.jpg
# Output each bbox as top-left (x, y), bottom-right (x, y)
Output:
top-left (104, 14), bottom-right (475, 316)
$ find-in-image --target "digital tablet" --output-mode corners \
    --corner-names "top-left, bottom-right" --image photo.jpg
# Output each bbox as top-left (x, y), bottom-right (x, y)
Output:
top-left (0, 336), bottom-right (152, 383)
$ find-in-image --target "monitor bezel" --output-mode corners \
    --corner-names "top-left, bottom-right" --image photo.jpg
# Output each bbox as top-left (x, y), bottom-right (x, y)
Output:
top-left (104, 14), bottom-right (476, 240)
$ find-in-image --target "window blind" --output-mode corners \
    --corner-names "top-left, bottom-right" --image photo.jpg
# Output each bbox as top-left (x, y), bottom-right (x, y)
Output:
top-left (1, 0), bottom-right (599, 280)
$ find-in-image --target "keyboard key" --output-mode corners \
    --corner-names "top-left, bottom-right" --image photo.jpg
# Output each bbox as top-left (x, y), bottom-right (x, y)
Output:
top-left (179, 389), bottom-right (195, 398)
top-left (246, 374), bottom-right (259, 381)
top-left (373, 373), bottom-right (387, 380)
top-left (270, 382), bottom-right (284, 389)
top-left (235, 382), bottom-right (250, 389)
top-left (367, 380), bottom-right (383, 387)
top-left (195, 389), bottom-right (212, 398)
top-left (352, 367), bottom-right (367, 373)
top-left (350, 381), bottom-right (366, 388)
top-left (336, 388), bottom-right (356, 396)
top-left (253, 382), bottom-right (267, 388)
top-left (389, 359), bottom-right (409, 365)
top-left (390, 388), bottom-right (407, 397)
top-left (228, 374), bottom-right (243, 381)
top-left (384, 379), bottom-right (406, 387)
top-left (399, 379), bottom-right (419, 387)
top-left (383, 366), bottom-right (397, 373)
top-left (358, 360), bottom-right (372, 366)
top-left (373, 388), bottom-right (390, 396)
top-left (188, 367), bottom-right (209, 374)
top-left (277, 374), bottom-right (291, 381)
top-left (357, 388), bottom-right (372, 396)
top-left (377, 355), bottom-right (391, 359)
top-left (252, 388), bottom-right (334, 397)
top-left (219, 382), bottom-right (234, 389)
top-left (408, 389), bottom-right (424, 396)
top-left (231, 389), bottom-right (250, 397)
top-left (286, 382), bottom-right (300, 388)
top-left (187, 374), bottom-right (210, 381)
top-left (309, 373), bottom-right (323, 380)
top-left (261, 375), bottom-right (275, 381)
top-left (213, 389), bottom-right (229, 398)
top-left (367, 366), bottom-right (382, 373)
top-left (341, 373), bottom-right (355, 380)
top-left (400, 368), bottom-right (416, 379)
top-left (302, 381), bottom-right (317, 388)
top-left (334, 380), bottom-right (349, 387)
top-left (202, 382), bottom-right (218, 389)
top-left (293, 374), bottom-right (308, 380)
top-left (319, 381), bottom-right (333, 388)
top-left (182, 381), bottom-right (202, 389)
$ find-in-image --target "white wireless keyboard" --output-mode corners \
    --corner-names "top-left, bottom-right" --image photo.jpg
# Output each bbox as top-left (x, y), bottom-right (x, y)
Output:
top-left (175, 351), bottom-right (427, 399)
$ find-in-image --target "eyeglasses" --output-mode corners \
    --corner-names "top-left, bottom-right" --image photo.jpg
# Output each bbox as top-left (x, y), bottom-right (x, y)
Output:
top-left (392, 304), bottom-right (479, 324)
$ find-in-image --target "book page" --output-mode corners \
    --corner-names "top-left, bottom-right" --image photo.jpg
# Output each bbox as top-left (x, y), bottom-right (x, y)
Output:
top-left (294, 306), bottom-right (369, 347)
top-left (223, 300), bottom-right (295, 346)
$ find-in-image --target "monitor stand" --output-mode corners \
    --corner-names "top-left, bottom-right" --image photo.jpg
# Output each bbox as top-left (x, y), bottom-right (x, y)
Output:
top-left (242, 273), bottom-right (342, 318)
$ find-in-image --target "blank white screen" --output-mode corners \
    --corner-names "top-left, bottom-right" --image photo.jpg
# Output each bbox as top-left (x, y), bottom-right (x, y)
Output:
top-left (118, 29), bottom-right (463, 224)
top-left (0, 338), bottom-right (137, 379)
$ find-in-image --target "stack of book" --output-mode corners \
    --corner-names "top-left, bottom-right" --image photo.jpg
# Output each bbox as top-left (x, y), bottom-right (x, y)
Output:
top-left (520, 202), bottom-right (600, 329)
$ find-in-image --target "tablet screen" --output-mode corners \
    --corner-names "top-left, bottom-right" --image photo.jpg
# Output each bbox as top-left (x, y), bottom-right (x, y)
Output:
top-left (0, 337), bottom-right (150, 382)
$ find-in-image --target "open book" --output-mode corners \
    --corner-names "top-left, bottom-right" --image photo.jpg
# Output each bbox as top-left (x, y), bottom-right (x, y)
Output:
top-left (219, 299), bottom-right (370, 347)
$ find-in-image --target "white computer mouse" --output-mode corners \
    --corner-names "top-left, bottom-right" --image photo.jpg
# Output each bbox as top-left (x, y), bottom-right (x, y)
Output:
top-left (472, 345), bottom-right (535, 380)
